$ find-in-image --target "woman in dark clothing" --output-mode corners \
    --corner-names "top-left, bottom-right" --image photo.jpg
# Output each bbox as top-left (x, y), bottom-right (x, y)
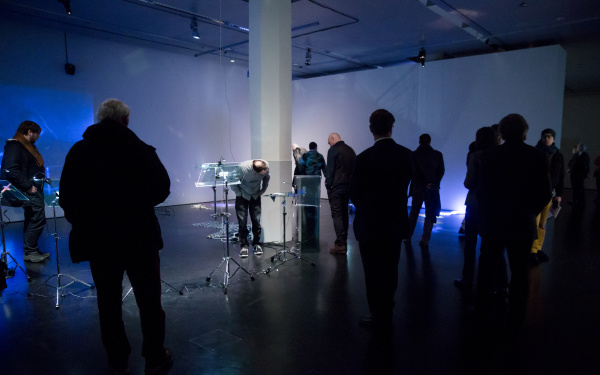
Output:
top-left (455, 126), bottom-right (503, 289)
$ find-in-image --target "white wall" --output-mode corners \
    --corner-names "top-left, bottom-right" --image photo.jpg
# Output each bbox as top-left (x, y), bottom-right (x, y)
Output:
top-left (1, 17), bottom-right (569, 217)
top-left (0, 18), bottom-right (252, 219)
top-left (293, 45), bottom-right (567, 211)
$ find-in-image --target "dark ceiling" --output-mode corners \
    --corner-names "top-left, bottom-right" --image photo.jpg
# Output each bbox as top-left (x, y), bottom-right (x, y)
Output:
top-left (1, 0), bottom-right (600, 94)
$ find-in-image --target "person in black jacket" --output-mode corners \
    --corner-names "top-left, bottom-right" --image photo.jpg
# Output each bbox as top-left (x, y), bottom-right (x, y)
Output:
top-left (351, 109), bottom-right (413, 330)
top-left (529, 128), bottom-right (564, 266)
top-left (0, 121), bottom-right (49, 263)
top-left (325, 133), bottom-right (356, 254)
top-left (568, 143), bottom-right (590, 207)
top-left (60, 99), bottom-right (173, 374)
top-left (407, 134), bottom-right (445, 247)
top-left (476, 114), bottom-right (552, 329)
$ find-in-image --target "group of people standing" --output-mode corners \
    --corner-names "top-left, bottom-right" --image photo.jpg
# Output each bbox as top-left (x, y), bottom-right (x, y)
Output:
top-left (289, 110), bottom-right (581, 335)
top-left (2, 100), bottom-right (596, 371)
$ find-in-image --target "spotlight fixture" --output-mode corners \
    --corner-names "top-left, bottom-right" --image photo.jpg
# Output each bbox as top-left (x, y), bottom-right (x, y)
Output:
top-left (190, 18), bottom-right (200, 40)
top-left (305, 48), bottom-right (312, 66)
top-left (57, 0), bottom-right (71, 15)
top-left (418, 48), bottom-right (426, 67)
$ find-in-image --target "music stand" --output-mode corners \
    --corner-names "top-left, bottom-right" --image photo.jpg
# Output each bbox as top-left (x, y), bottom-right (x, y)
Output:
top-left (261, 190), bottom-right (316, 274)
top-left (27, 179), bottom-right (95, 309)
top-left (196, 161), bottom-right (254, 294)
top-left (0, 180), bottom-right (31, 282)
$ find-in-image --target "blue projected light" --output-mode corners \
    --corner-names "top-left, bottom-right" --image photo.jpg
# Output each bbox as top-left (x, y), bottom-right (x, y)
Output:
top-left (0, 85), bottom-right (94, 179)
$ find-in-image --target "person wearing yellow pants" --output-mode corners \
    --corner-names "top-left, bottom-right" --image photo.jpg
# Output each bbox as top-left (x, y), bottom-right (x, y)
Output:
top-left (530, 128), bottom-right (564, 267)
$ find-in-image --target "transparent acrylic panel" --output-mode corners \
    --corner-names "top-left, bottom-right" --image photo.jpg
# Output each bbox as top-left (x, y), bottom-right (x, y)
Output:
top-left (195, 162), bottom-right (242, 187)
top-left (294, 175), bottom-right (321, 207)
top-left (0, 179), bottom-right (30, 207)
top-left (293, 176), bottom-right (321, 252)
top-left (43, 179), bottom-right (60, 207)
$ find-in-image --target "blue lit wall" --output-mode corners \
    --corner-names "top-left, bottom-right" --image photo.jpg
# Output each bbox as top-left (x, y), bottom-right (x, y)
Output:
top-left (0, 17), bottom-right (252, 219)
top-left (0, 85), bottom-right (94, 180)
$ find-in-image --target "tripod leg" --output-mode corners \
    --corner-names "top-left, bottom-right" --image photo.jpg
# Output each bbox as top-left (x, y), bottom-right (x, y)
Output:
top-left (56, 274), bottom-right (61, 309)
top-left (161, 279), bottom-right (184, 295)
top-left (4, 252), bottom-right (31, 281)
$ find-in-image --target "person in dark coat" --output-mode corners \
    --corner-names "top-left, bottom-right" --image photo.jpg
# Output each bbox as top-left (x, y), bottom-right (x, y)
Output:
top-left (60, 98), bottom-right (173, 374)
top-left (351, 109), bottom-right (413, 330)
top-left (454, 126), bottom-right (501, 290)
top-left (325, 132), bottom-right (356, 254)
top-left (529, 128), bottom-right (565, 266)
top-left (407, 134), bottom-right (445, 247)
top-left (568, 143), bottom-right (590, 207)
top-left (298, 142), bottom-right (326, 176)
top-left (476, 113), bottom-right (552, 329)
top-left (0, 121), bottom-right (49, 263)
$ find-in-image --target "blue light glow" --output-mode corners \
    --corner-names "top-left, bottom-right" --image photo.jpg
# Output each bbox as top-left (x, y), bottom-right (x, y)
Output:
top-left (0, 85), bottom-right (94, 179)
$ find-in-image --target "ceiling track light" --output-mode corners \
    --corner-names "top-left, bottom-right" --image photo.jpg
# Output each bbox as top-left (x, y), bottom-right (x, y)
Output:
top-left (223, 50), bottom-right (235, 63)
top-left (305, 48), bottom-right (312, 66)
top-left (190, 18), bottom-right (200, 39)
top-left (57, 0), bottom-right (71, 15)
top-left (418, 48), bottom-right (426, 67)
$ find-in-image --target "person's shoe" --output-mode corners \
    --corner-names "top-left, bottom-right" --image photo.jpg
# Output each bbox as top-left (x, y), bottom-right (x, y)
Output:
top-left (145, 348), bottom-right (173, 374)
top-left (240, 246), bottom-right (249, 258)
top-left (537, 250), bottom-right (549, 263)
top-left (454, 278), bottom-right (472, 290)
top-left (23, 253), bottom-right (46, 263)
top-left (528, 253), bottom-right (539, 267)
top-left (253, 244), bottom-right (263, 255)
top-left (329, 244), bottom-right (347, 254)
top-left (358, 315), bottom-right (375, 327)
top-left (37, 251), bottom-right (50, 259)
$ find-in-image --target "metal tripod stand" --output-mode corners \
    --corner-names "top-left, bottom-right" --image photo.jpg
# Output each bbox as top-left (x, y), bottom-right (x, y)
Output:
top-left (27, 184), bottom-right (94, 309)
top-left (0, 181), bottom-right (31, 283)
top-left (262, 193), bottom-right (316, 274)
top-left (0, 203), bottom-right (30, 282)
top-left (122, 275), bottom-right (184, 301)
top-left (206, 178), bottom-right (255, 294)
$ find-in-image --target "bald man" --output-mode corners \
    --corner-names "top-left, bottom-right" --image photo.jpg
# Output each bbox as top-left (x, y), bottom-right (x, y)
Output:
top-left (325, 133), bottom-right (356, 254)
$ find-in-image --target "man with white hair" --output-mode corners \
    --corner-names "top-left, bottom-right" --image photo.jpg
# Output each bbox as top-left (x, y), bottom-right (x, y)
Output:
top-left (60, 98), bottom-right (173, 374)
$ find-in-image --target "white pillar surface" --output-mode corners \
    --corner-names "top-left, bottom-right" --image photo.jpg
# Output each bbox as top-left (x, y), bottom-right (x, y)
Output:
top-left (249, 0), bottom-right (293, 243)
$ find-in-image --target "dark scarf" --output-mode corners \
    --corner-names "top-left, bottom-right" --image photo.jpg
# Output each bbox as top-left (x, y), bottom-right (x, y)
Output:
top-left (13, 132), bottom-right (44, 167)
top-left (535, 139), bottom-right (558, 155)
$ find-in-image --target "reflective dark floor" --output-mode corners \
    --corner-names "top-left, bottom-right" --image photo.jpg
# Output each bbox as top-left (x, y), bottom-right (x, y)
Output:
top-left (1, 191), bottom-right (599, 375)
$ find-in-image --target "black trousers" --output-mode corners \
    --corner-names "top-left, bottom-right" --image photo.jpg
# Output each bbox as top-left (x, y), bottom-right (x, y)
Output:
top-left (328, 186), bottom-right (350, 246)
top-left (571, 174), bottom-right (586, 205)
top-left (463, 206), bottom-right (508, 287)
top-left (359, 240), bottom-right (401, 326)
top-left (476, 237), bottom-right (531, 326)
top-left (89, 250), bottom-right (165, 367)
top-left (22, 189), bottom-right (46, 254)
top-left (462, 205), bottom-right (479, 283)
top-left (408, 186), bottom-right (439, 237)
top-left (235, 196), bottom-right (262, 246)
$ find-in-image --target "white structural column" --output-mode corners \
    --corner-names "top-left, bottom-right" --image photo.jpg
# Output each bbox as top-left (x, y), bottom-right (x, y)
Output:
top-left (249, 0), bottom-right (292, 243)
